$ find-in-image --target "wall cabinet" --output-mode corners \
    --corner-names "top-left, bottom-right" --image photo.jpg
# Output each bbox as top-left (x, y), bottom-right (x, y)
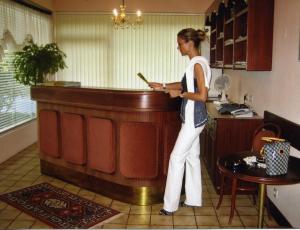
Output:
top-left (201, 103), bottom-right (262, 193)
top-left (207, 0), bottom-right (274, 71)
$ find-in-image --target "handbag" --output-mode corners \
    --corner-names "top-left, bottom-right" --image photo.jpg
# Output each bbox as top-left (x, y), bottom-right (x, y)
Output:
top-left (262, 137), bottom-right (290, 176)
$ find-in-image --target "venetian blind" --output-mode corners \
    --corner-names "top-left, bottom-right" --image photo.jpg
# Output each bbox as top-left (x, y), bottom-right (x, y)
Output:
top-left (0, 0), bottom-right (52, 133)
top-left (55, 13), bottom-right (204, 89)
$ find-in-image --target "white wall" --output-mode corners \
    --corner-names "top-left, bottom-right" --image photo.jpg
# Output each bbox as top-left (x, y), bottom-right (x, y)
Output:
top-left (0, 120), bottom-right (37, 163)
top-left (225, 0), bottom-right (300, 227)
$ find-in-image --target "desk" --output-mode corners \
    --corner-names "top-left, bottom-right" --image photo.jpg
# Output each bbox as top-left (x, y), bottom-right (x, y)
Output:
top-left (31, 86), bottom-right (181, 205)
top-left (218, 152), bottom-right (300, 228)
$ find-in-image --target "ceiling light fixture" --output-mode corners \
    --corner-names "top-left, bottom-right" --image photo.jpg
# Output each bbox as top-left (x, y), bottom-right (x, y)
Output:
top-left (112, 0), bottom-right (142, 29)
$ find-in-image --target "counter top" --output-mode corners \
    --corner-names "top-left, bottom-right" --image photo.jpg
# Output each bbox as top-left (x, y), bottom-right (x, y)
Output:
top-left (206, 102), bottom-right (261, 119)
top-left (31, 86), bottom-right (181, 112)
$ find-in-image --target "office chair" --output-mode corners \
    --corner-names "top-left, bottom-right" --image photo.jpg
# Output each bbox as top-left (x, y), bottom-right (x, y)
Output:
top-left (216, 122), bottom-right (281, 224)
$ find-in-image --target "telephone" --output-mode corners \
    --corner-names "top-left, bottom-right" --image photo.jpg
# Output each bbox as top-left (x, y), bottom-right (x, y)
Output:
top-left (230, 108), bottom-right (251, 116)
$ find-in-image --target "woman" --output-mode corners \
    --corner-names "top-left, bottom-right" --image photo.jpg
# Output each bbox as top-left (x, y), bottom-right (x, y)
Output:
top-left (148, 28), bottom-right (211, 215)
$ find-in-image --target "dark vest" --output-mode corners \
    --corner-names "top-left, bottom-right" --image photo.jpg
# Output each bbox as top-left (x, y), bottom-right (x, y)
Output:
top-left (180, 74), bottom-right (208, 128)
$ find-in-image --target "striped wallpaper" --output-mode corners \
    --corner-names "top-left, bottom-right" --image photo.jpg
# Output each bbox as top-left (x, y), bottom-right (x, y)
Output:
top-left (55, 13), bottom-right (204, 89)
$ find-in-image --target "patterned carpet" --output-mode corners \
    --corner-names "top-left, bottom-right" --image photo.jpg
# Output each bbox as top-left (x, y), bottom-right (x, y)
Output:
top-left (0, 183), bottom-right (121, 228)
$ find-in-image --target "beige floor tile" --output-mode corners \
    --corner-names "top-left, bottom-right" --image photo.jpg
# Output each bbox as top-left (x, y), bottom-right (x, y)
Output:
top-left (202, 191), bottom-right (210, 198)
top-left (197, 225), bottom-right (221, 229)
top-left (151, 203), bottom-right (164, 214)
top-left (202, 198), bottom-right (213, 207)
top-left (0, 181), bottom-right (16, 187)
top-left (101, 223), bottom-right (126, 228)
top-left (212, 198), bottom-right (231, 207)
top-left (0, 169), bottom-right (16, 175)
top-left (93, 194), bottom-right (112, 206)
top-left (174, 225), bottom-right (197, 228)
top-left (109, 214), bottom-right (128, 224)
top-left (173, 206), bottom-right (194, 216)
top-left (150, 225), bottom-right (174, 228)
top-left (130, 205), bottom-right (151, 215)
top-left (236, 206), bottom-right (258, 216)
top-left (0, 186), bottom-right (10, 193)
top-left (11, 181), bottom-right (33, 188)
top-left (0, 219), bottom-right (12, 229)
top-left (195, 215), bottom-right (219, 227)
top-left (48, 180), bottom-right (66, 188)
top-left (0, 201), bottom-right (8, 210)
top-left (150, 215), bottom-right (173, 226)
top-left (127, 214), bottom-right (150, 225)
top-left (218, 215), bottom-right (243, 227)
top-left (194, 207), bottom-right (216, 216)
top-left (173, 215), bottom-right (196, 226)
top-left (215, 206), bottom-right (237, 216)
top-left (235, 198), bottom-right (254, 206)
top-left (111, 201), bottom-right (131, 214)
top-left (0, 208), bottom-right (21, 220)
top-left (63, 183), bottom-right (81, 194)
top-left (239, 215), bottom-right (258, 228)
top-left (15, 212), bottom-right (35, 221)
top-left (7, 220), bottom-right (35, 229)
top-left (30, 220), bottom-right (51, 229)
top-left (4, 175), bottom-right (24, 181)
top-left (126, 224), bottom-right (150, 229)
top-left (78, 188), bottom-right (96, 196)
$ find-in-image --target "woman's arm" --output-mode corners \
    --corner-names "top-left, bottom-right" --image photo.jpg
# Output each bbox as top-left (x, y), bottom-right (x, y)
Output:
top-left (181, 63), bottom-right (208, 102)
top-left (148, 82), bottom-right (182, 91)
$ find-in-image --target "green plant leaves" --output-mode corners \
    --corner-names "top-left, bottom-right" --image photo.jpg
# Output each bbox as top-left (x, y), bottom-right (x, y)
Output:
top-left (13, 41), bottom-right (67, 86)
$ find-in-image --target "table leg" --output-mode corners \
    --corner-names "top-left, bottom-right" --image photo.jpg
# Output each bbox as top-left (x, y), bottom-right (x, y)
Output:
top-left (258, 183), bottom-right (266, 228)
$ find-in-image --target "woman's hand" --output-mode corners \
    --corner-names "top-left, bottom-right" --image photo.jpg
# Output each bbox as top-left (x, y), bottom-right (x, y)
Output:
top-left (148, 82), bottom-right (163, 90)
top-left (168, 89), bottom-right (182, 98)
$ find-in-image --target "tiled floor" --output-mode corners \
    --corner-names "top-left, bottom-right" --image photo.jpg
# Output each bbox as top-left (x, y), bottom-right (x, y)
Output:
top-left (0, 143), bottom-right (280, 229)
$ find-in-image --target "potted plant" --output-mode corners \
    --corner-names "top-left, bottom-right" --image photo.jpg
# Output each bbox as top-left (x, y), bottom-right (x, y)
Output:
top-left (13, 40), bottom-right (67, 86)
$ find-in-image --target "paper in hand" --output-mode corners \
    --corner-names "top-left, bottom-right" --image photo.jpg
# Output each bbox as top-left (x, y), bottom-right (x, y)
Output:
top-left (137, 72), bottom-right (149, 85)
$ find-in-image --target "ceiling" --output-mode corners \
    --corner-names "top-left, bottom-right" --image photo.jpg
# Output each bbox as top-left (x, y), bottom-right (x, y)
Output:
top-left (32, 0), bottom-right (214, 14)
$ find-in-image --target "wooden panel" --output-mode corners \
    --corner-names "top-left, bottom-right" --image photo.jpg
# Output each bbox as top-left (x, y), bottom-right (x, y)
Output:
top-left (120, 122), bottom-right (159, 179)
top-left (61, 113), bottom-right (86, 165)
top-left (39, 110), bottom-right (60, 158)
top-left (87, 117), bottom-right (115, 173)
top-left (247, 0), bottom-right (274, 70)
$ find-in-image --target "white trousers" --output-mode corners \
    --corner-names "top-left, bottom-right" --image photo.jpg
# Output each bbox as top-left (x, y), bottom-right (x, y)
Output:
top-left (163, 121), bottom-right (205, 212)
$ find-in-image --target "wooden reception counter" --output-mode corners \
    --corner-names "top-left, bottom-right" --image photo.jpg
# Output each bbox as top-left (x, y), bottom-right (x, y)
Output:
top-left (31, 86), bottom-right (181, 205)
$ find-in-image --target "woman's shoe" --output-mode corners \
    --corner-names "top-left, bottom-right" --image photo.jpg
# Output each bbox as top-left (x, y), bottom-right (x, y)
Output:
top-left (159, 209), bottom-right (173, 215)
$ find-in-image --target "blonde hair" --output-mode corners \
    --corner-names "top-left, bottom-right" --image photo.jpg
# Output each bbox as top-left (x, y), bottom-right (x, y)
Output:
top-left (177, 28), bottom-right (206, 48)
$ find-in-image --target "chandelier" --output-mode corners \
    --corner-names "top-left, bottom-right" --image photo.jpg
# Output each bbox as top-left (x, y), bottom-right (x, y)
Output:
top-left (112, 0), bottom-right (142, 29)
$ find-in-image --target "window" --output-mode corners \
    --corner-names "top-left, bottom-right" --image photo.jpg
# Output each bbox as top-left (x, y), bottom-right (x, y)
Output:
top-left (0, 50), bottom-right (36, 133)
top-left (0, 0), bottom-right (52, 133)
top-left (55, 14), bottom-right (204, 89)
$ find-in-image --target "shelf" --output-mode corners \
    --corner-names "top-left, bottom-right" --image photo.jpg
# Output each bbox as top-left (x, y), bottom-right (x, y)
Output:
top-left (224, 39), bottom-right (234, 46)
top-left (225, 18), bottom-right (234, 25)
top-left (236, 8), bottom-right (248, 18)
top-left (234, 61), bottom-right (247, 69)
top-left (207, 0), bottom-right (274, 71)
top-left (235, 36), bottom-right (247, 43)
top-left (224, 64), bottom-right (233, 68)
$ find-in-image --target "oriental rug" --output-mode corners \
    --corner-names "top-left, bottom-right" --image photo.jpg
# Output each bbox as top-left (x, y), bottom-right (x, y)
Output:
top-left (0, 182), bottom-right (121, 229)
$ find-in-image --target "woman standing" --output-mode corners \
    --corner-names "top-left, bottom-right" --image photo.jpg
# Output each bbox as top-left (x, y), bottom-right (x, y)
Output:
top-left (148, 28), bottom-right (211, 215)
